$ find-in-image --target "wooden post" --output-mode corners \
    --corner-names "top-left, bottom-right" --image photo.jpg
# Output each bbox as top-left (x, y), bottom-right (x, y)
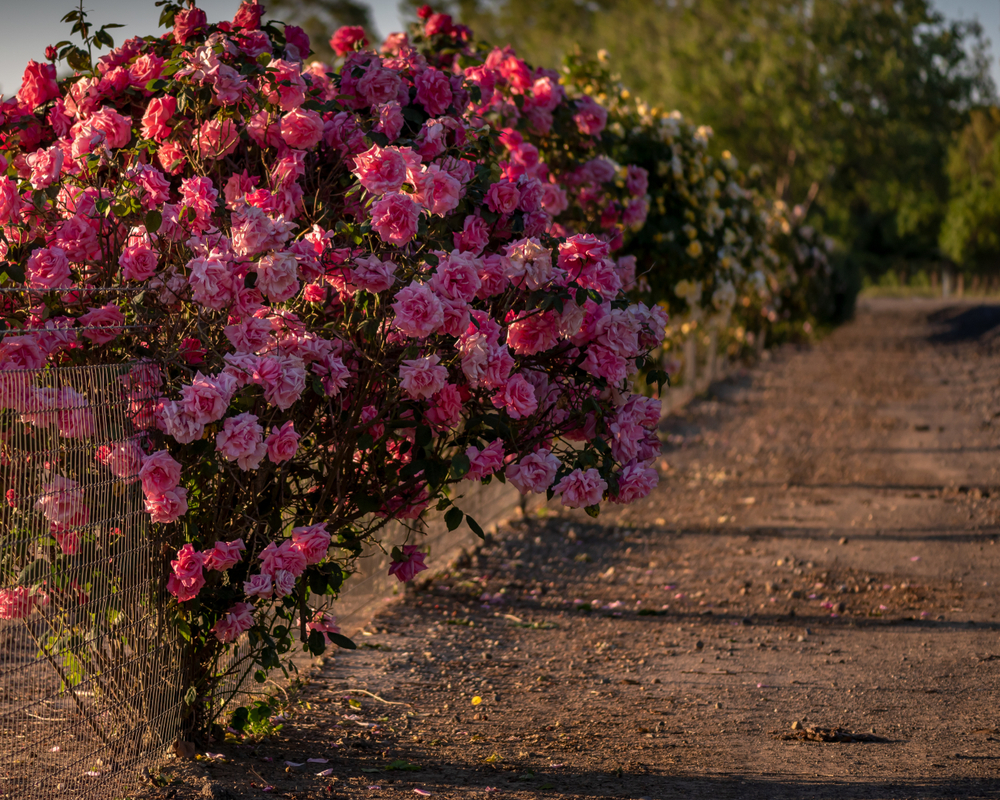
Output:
top-left (684, 336), bottom-right (696, 390)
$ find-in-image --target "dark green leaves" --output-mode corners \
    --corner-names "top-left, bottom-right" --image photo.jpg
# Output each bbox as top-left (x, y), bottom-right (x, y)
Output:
top-left (445, 507), bottom-right (464, 531)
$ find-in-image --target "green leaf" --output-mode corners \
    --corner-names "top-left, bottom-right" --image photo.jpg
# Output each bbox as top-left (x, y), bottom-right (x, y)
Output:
top-left (450, 452), bottom-right (471, 480)
top-left (145, 209), bottom-right (162, 234)
top-left (17, 560), bottom-right (51, 586)
top-left (307, 630), bottom-right (327, 656)
top-left (585, 504), bottom-right (601, 518)
top-left (445, 507), bottom-right (464, 531)
top-left (3, 262), bottom-right (25, 283)
top-left (329, 632), bottom-right (357, 650)
top-left (466, 515), bottom-right (486, 540)
top-left (231, 706), bottom-right (250, 731)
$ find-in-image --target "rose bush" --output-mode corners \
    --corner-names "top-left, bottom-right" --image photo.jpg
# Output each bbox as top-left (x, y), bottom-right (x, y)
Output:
top-left (0, 3), bottom-right (668, 733)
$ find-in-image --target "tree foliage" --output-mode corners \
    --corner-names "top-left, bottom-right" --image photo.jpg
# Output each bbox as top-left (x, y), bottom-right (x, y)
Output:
top-left (431, 0), bottom-right (995, 270)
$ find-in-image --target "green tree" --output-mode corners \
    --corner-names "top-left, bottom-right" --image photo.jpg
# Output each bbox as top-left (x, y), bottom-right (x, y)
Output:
top-left (430, 0), bottom-right (994, 273)
top-left (940, 107), bottom-right (1000, 274)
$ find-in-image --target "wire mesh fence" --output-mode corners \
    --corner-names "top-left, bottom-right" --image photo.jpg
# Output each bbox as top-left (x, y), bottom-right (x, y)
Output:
top-left (0, 362), bottom-right (185, 799)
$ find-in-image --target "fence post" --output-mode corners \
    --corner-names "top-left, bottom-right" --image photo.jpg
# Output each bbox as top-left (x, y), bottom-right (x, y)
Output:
top-left (942, 269), bottom-right (951, 298)
top-left (707, 327), bottom-right (718, 384)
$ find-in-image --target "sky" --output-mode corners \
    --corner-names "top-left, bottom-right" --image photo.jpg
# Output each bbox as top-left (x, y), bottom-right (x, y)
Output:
top-left (0, 0), bottom-right (997, 96)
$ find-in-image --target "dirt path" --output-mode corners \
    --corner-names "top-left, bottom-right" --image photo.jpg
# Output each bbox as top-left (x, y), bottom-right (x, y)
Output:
top-left (157, 298), bottom-right (1000, 800)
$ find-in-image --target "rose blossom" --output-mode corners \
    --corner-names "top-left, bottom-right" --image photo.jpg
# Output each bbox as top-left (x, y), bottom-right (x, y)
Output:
top-left (141, 97), bottom-right (176, 141)
top-left (370, 192), bottom-right (420, 246)
top-left (17, 61), bottom-right (60, 109)
top-left (166, 543), bottom-right (205, 601)
top-left (573, 95), bottom-right (608, 137)
top-left (348, 255), bottom-right (396, 293)
top-left (491, 374), bottom-right (537, 419)
top-left (255, 251), bottom-right (300, 302)
top-left (145, 486), bottom-right (188, 523)
top-left (139, 450), bottom-right (182, 497)
top-left (26, 145), bottom-right (63, 190)
top-left (415, 67), bottom-right (453, 116)
top-left (211, 602), bottom-right (255, 643)
top-left (553, 468), bottom-right (608, 508)
top-left (306, 612), bottom-right (341, 643)
top-left (120, 243), bottom-right (159, 282)
top-left (351, 144), bottom-right (408, 195)
top-left (290, 523), bottom-right (331, 564)
top-left (388, 545), bottom-right (428, 583)
top-left (399, 354), bottom-right (449, 400)
top-left (466, 438), bottom-right (504, 480)
top-left (506, 449), bottom-right (560, 494)
top-left (243, 573), bottom-right (273, 598)
top-left (180, 371), bottom-right (236, 425)
top-left (216, 412), bottom-right (267, 470)
top-left (259, 539), bottom-right (307, 578)
top-left (203, 538), bottom-right (247, 571)
top-left (281, 107), bottom-right (324, 149)
top-left (330, 25), bottom-right (367, 55)
top-left (485, 180), bottom-right (520, 215)
top-left (612, 462), bottom-right (659, 504)
top-left (0, 587), bottom-right (35, 620)
top-left (26, 247), bottom-right (72, 291)
top-left (266, 420), bottom-right (300, 463)
top-left (390, 282), bottom-right (444, 338)
top-left (35, 475), bottom-right (88, 528)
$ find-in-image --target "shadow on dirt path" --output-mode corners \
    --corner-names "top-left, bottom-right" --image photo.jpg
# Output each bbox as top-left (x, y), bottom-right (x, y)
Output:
top-left (148, 298), bottom-right (1000, 800)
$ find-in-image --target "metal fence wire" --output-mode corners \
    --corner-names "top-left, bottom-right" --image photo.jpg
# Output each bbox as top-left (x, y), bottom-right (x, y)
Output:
top-left (0, 362), bottom-right (185, 799)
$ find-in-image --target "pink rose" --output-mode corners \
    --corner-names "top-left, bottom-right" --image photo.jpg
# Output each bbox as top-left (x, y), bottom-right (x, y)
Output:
top-left (17, 60), bottom-right (59, 109)
top-left (173, 6), bottom-right (207, 43)
top-left (399, 354), bottom-right (448, 400)
top-left (35, 476), bottom-right (88, 528)
top-left (26, 246), bottom-right (72, 291)
top-left (255, 355), bottom-right (306, 410)
top-left (507, 311), bottom-right (560, 355)
top-left (216, 412), bottom-right (267, 470)
top-left (390, 282), bottom-right (444, 338)
top-left (290, 523), bottom-right (331, 564)
top-left (371, 192), bottom-right (420, 246)
top-left (491, 374), bottom-right (538, 419)
top-left (454, 215), bottom-right (490, 255)
top-left (582, 344), bottom-right (629, 384)
top-left (375, 102), bottom-right (404, 142)
top-left (486, 180), bottom-right (520, 215)
top-left (141, 97), bottom-right (176, 141)
top-left (120, 243), bottom-right (159, 282)
top-left (351, 144), bottom-right (408, 195)
top-left (259, 539), bottom-right (307, 578)
top-left (425, 384), bottom-right (462, 430)
top-left (273, 569), bottom-right (297, 597)
top-left (428, 250), bottom-right (482, 301)
top-left (233, 1), bottom-right (264, 29)
top-left (506, 449), bottom-right (560, 494)
top-left (264, 59), bottom-right (307, 110)
top-left (388, 544), bottom-right (428, 583)
top-left (139, 450), bottom-right (182, 497)
top-left (196, 118), bottom-right (241, 160)
top-left (255, 251), bottom-right (300, 302)
top-left (188, 252), bottom-right (235, 311)
top-left (413, 165), bottom-right (461, 216)
top-left (145, 486), bottom-right (188, 523)
top-left (211, 602), bottom-right (255, 643)
top-left (166, 543), bottom-right (205, 601)
top-left (203, 538), bottom-right (247, 571)
top-left (243, 573), bottom-right (273, 598)
top-left (77, 304), bottom-right (125, 345)
top-left (553, 467), bottom-right (608, 508)
top-left (466, 439), bottom-right (504, 480)
top-left (0, 587), bottom-right (35, 620)
top-left (26, 145), bottom-right (63, 190)
top-left (626, 166), bottom-right (649, 197)
top-left (573, 95), bottom-right (608, 137)
top-left (180, 371), bottom-right (237, 425)
top-left (0, 177), bottom-right (22, 225)
top-left (612, 463), bottom-right (658, 504)
top-left (266, 420), bottom-right (300, 463)
top-left (281, 107), bottom-right (324, 149)
top-left (98, 439), bottom-right (143, 482)
top-left (357, 65), bottom-right (401, 107)
top-left (348, 255), bottom-right (396, 293)
top-left (415, 67), bottom-right (453, 116)
top-left (330, 25), bottom-right (368, 55)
